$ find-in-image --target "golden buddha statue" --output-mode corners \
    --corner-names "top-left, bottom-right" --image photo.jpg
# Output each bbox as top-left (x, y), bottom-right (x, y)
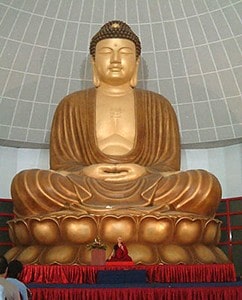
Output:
top-left (6, 21), bottom-right (228, 265)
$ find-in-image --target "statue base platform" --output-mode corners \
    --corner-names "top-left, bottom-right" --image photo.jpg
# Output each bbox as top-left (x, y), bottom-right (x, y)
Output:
top-left (6, 212), bottom-right (230, 265)
top-left (19, 262), bottom-right (239, 300)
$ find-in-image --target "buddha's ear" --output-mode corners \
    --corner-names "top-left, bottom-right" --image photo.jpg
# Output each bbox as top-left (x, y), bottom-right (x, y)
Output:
top-left (130, 57), bottom-right (140, 88)
top-left (91, 57), bottom-right (100, 88)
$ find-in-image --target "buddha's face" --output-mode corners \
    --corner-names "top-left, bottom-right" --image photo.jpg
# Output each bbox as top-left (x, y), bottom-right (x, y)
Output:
top-left (93, 38), bottom-right (139, 87)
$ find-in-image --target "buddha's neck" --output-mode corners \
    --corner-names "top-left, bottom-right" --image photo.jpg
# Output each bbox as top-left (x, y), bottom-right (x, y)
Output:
top-left (96, 84), bottom-right (133, 97)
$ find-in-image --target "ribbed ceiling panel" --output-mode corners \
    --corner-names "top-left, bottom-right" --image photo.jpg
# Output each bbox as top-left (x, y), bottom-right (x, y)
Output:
top-left (0, 0), bottom-right (241, 148)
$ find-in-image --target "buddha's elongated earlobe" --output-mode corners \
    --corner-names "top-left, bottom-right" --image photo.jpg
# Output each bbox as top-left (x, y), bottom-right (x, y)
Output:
top-left (130, 58), bottom-right (140, 88)
top-left (91, 58), bottom-right (100, 87)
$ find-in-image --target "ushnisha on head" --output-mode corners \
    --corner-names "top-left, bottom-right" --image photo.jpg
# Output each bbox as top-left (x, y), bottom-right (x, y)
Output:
top-left (89, 20), bottom-right (141, 59)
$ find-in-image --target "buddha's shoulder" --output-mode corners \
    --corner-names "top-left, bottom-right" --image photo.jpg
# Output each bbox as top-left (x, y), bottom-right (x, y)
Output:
top-left (58, 88), bottom-right (95, 105)
top-left (135, 88), bottom-right (173, 106)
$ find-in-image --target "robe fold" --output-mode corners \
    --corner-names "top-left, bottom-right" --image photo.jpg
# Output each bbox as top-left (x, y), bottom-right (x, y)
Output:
top-left (11, 88), bottom-right (221, 218)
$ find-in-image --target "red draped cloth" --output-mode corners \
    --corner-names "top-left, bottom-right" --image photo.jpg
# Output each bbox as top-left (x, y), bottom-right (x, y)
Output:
top-left (20, 264), bottom-right (236, 284)
top-left (29, 286), bottom-right (242, 300)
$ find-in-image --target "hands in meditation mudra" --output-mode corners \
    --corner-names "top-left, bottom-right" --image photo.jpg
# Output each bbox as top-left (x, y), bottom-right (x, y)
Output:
top-left (6, 21), bottom-right (229, 265)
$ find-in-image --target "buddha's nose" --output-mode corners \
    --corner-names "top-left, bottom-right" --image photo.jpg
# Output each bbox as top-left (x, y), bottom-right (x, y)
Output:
top-left (110, 51), bottom-right (121, 63)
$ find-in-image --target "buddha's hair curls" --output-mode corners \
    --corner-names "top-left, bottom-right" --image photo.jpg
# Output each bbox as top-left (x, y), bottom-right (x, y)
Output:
top-left (89, 20), bottom-right (141, 58)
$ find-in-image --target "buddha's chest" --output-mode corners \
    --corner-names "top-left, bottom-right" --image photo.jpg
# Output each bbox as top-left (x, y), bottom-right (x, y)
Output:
top-left (95, 93), bottom-right (136, 154)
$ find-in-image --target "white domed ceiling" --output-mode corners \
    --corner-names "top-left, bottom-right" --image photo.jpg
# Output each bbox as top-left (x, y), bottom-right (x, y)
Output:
top-left (0, 0), bottom-right (241, 148)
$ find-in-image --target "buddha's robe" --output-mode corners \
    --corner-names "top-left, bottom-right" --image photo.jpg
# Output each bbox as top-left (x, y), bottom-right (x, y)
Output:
top-left (11, 88), bottom-right (221, 218)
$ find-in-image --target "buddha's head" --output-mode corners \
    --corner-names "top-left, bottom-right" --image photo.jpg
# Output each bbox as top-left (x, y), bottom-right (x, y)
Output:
top-left (90, 20), bottom-right (141, 59)
top-left (89, 20), bottom-right (141, 88)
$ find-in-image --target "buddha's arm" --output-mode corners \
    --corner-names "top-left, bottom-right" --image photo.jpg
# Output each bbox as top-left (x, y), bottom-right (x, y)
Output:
top-left (50, 92), bottom-right (90, 171)
top-left (150, 94), bottom-right (181, 172)
top-left (147, 162), bottom-right (179, 173)
top-left (134, 91), bottom-right (181, 174)
top-left (53, 161), bottom-right (85, 172)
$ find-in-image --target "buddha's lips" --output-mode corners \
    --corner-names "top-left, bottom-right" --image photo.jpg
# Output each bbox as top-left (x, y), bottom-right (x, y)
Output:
top-left (108, 65), bottom-right (123, 71)
top-left (104, 169), bottom-right (127, 174)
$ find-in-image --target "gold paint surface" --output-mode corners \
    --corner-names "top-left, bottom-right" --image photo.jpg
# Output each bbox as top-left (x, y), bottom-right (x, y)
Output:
top-left (7, 21), bottom-right (225, 265)
top-left (5, 214), bottom-right (229, 265)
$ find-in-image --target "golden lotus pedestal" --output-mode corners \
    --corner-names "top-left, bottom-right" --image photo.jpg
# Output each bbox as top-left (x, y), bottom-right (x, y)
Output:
top-left (5, 212), bottom-right (230, 265)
